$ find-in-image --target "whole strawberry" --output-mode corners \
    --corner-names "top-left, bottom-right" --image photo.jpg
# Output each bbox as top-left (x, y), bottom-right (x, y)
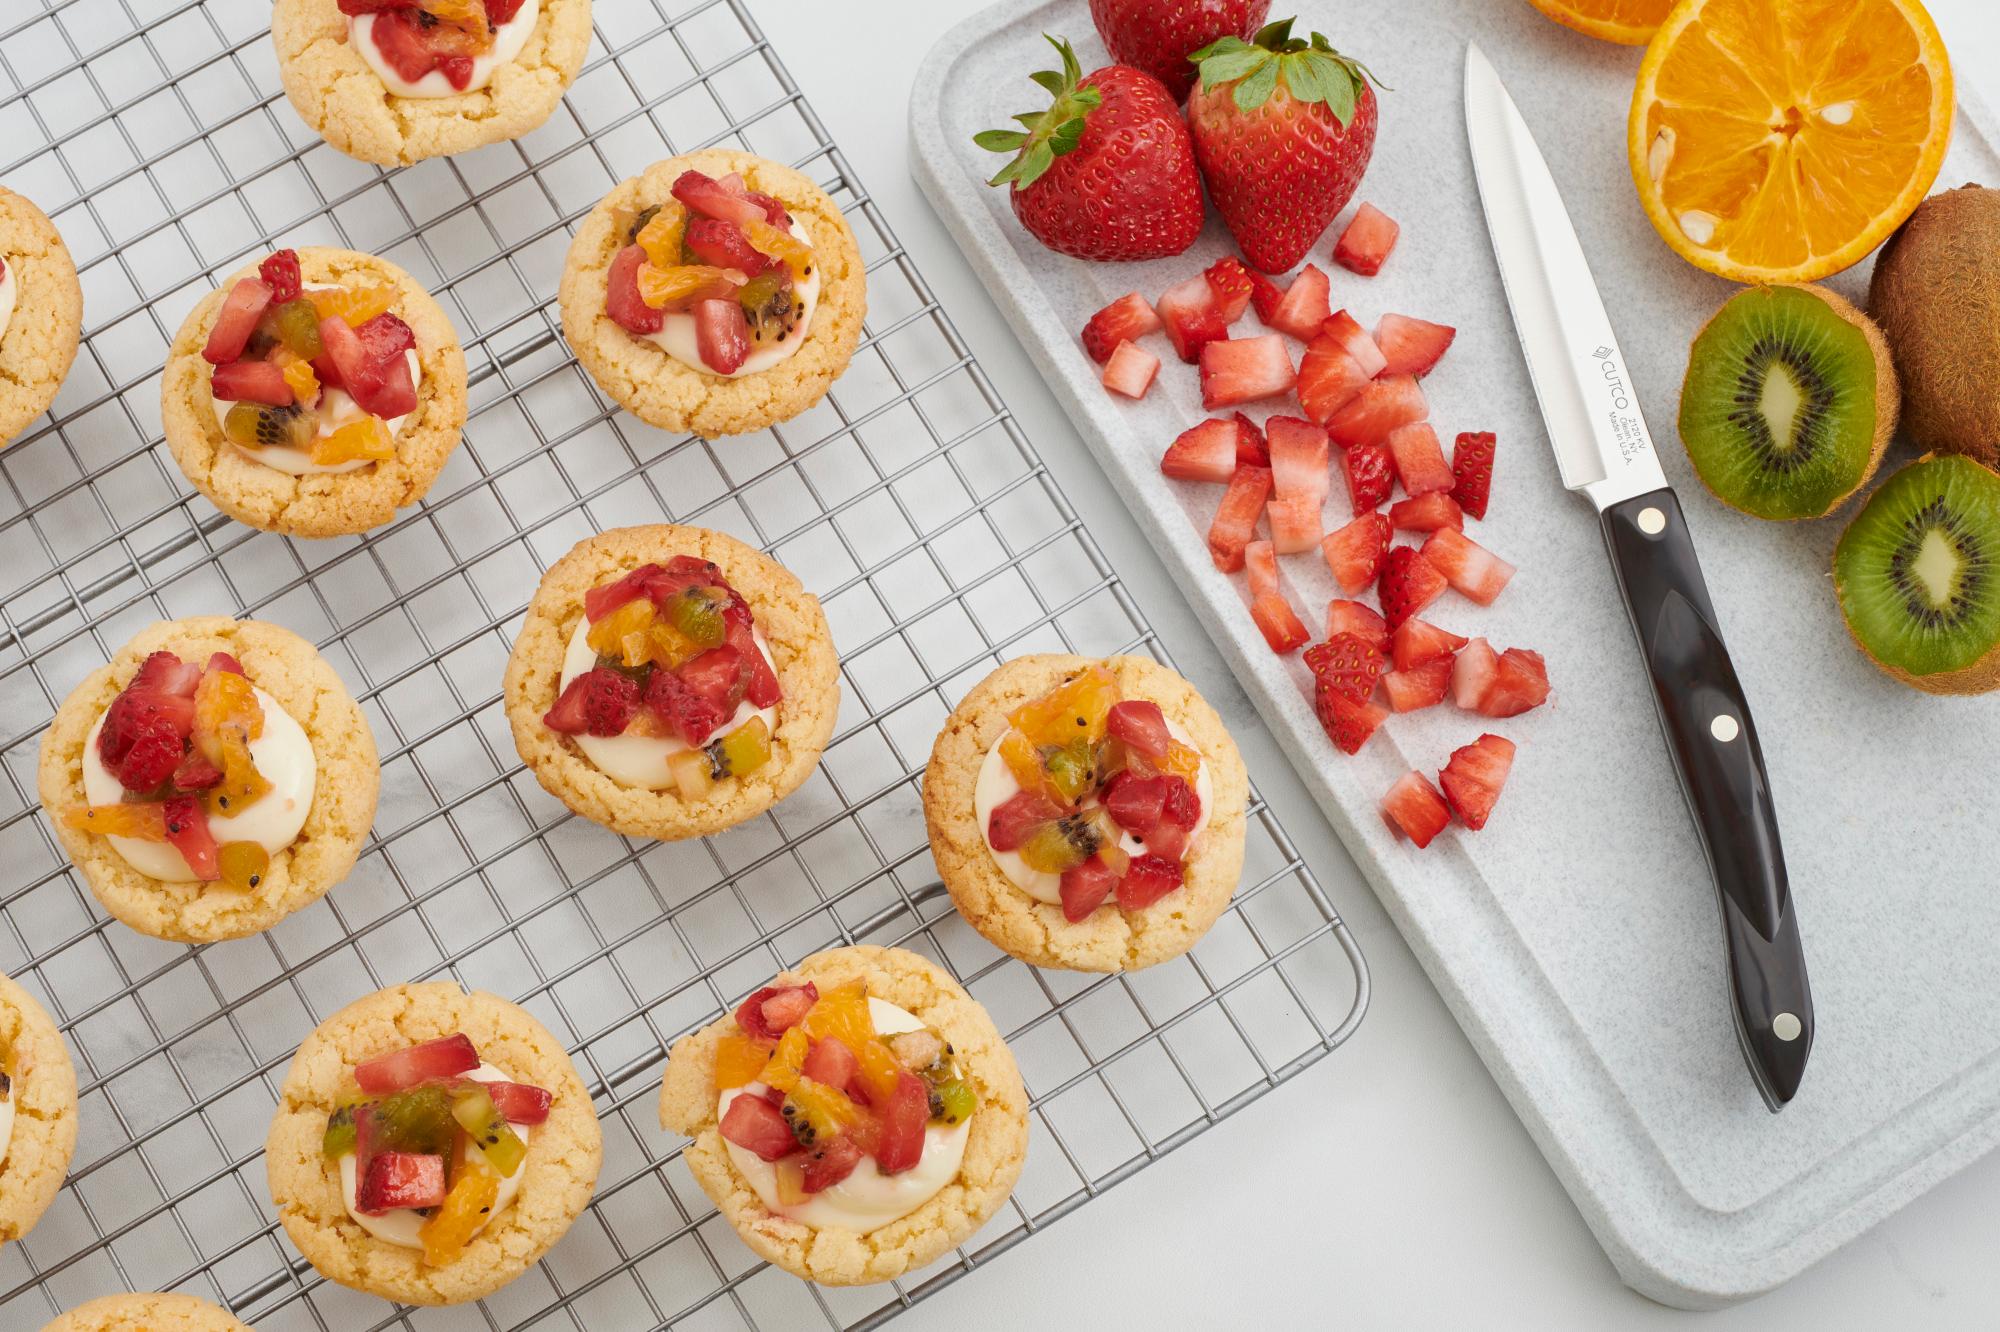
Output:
top-left (1187, 19), bottom-right (1380, 273)
top-left (977, 36), bottom-right (1204, 262)
top-left (1087, 0), bottom-right (1272, 103)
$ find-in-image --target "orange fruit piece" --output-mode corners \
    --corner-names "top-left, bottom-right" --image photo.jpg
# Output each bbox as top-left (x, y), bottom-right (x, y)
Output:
top-left (758, 1025), bottom-right (809, 1094)
top-left (636, 202), bottom-right (688, 269)
top-left (712, 1032), bottom-right (774, 1090)
top-left (586, 598), bottom-right (655, 666)
top-left (279, 357), bottom-right (320, 406)
top-left (311, 417), bottom-right (396, 466)
top-left (62, 803), bottom-right (169, 841)
top-left (1629, 0), bottom-right (1953, 283)
top-left (1008, 666), bottom-right (1118, 747)
top-left (208, 731), bottom-right (273, 818)
top-left (418, 1168), bottom-right (498, 1267)
top-left (743, 218), bottom-right (814, 281)
top-left (1526, 0), bottom-right (1674, 44)
top-left (193, 667), bottom-right (264, 764)
top-left (217, 841), bottom-right (269, 892)
top-left (307, 283), bottom-right (397, 327)
top-left (636, 263), bottom-right (738, 311)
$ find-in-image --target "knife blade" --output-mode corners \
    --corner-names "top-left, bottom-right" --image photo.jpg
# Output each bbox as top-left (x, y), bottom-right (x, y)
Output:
top-left (1463, 42), bottom-right (1813, 1111)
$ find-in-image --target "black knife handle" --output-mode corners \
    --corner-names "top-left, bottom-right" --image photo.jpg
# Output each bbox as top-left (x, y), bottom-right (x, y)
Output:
top-left (1599, 488), bottom-right (1813, 1109)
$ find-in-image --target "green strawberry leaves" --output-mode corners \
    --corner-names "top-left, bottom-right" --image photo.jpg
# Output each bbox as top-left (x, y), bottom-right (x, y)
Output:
top-left (978, 35), bottom-right (1104, 191)
top-left (1191, 17), bottom-right (1383, 124)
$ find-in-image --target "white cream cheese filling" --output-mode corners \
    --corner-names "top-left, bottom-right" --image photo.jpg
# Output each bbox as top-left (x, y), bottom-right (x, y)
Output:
top-left (337, 1063), bottom-right (528, 1248)
top-left (81, 683), bottom-right (316, 883)
top-left (719, 997), bottom-right (969, 1232)
top-left (973, 717), bottom-right (1212, 906)
top-left (352, 0), bottom-right (541, 99)
top-left (648, 215), bottom-right (821, 379)
top-left (0, 257), bottom-right (16, 345)
top-left (557, 612), bottom-right (778, 790)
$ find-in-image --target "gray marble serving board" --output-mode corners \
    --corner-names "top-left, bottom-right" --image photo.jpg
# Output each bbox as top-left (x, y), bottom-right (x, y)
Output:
top-left (912, 0), bottom-right (2000, 1310)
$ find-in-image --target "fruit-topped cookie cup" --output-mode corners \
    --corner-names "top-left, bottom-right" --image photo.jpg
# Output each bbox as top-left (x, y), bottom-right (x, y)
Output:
top-left (660, 946), bottom-right (1028, 1286)
top-left (38, 618), bottom-right (379, 944)
top-left (559, 150), bottom-right (866, 439)
top-left (0, 187), bottom-right (84, 448)
top-left (266, 983), bottom-right (601, 1306)
top-left (273, 0), bottom-right (592, 166)
top-left (925, 655), bottom-right (1249, 972)
top-left (39, 1292), bottom-right (251, 1332)
top-left (504, 525), bottom-right (840, 840)
top-left (0, 970), bottom-right (79, 1250)
top-left (162, 246), bottom-right (468, 538)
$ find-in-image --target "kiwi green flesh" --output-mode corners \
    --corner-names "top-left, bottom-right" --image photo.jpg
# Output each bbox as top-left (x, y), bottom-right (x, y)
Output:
top-left (1680, 286), bottom-right (1880, 521)
top-left (1835, 456), bottom-right (2000, 679)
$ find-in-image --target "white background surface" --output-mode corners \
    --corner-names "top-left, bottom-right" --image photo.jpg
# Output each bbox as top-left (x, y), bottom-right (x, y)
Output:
top-left (743, 1), bottom-right (2000, 1326)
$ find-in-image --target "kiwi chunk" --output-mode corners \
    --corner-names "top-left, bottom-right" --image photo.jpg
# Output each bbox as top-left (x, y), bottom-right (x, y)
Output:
top-left (1833, 455), bottom-right (2000, 695)
top-left (1678, 284), bottom-right (1896, 521)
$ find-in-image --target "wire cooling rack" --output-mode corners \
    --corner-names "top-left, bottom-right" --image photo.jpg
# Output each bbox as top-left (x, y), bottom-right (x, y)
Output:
top-left (0, 0), bottom-right (1368, 1327)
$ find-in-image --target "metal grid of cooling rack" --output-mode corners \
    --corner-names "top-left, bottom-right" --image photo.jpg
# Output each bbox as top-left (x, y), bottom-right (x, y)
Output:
top-left (0, 0), bottom-right (1368, 1327)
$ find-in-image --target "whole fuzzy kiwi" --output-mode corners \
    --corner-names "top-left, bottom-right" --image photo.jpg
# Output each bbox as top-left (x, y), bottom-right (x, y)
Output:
top-left (1869, 184), bottom-right (2000, 467)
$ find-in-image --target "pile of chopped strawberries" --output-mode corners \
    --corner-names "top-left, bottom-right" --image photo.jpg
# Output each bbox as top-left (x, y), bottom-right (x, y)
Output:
top-left (336, 0), bottom-right (529, 92)
top-left (1084, 204), bottom-right (1547, 851)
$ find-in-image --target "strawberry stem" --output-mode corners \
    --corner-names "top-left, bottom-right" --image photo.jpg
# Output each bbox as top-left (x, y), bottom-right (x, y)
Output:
top-left (1191, 18), bottom-right (1384, 124)
top-left (976, 34), bottom-right (1104, 191)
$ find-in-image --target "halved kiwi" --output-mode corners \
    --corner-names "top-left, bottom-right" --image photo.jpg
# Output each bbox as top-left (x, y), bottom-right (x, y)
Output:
top-left (1678, 284), bottom-right (1898, 521)
top-left (1833, 454), bottom-right (2000, 695)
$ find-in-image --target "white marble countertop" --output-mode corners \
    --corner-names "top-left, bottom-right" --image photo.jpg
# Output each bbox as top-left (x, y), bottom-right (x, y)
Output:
top-left (741, 1), bottom-right (2000, 1324)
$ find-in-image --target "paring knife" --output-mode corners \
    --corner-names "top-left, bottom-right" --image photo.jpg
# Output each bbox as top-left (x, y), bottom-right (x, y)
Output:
top-left (1461, 43), bottom-right (1813, 1110)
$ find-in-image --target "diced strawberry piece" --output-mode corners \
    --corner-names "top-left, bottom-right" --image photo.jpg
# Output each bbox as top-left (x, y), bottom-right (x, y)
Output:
top-left (1421, 528), bottom-right (1516, 605)
top-left (1441, 733), bottom-right (1517, 829)
top-left (1451, 637), bottom-right (1499, 710)
top-left (543, 667), bottom-right (641, 737)
top-left (1478, 648), bottom-right (1551, 719)
top-left (800, 1136), bottom-right (864, 1193)
top-left (338, 0), bottom-right (420, 14)
top-left (1323, 512), bottom-right (1391, 593)
top-left (720, 1092), bottom-right (799, 1162)
top-left (1333, 203), bottom-right (1399, 277)
top-left (258, 249), bottom-right (302, 305)
top-left (484, 0), bottom-right (527, 22)
top-left (1102, 341), bottom-right (1160, 399)
top-left (1295, 336), bottom-right (1371, 426)
top-left (727, 620), bottom-right (782, 710)
top-left (672, 169), bottom-right (769, 226)
top-left (1325, 598), bottom-right (1389, 650)
top-left (987, 789), bottom-right (1069, 852)
top-left (1340, 441), bottom-right (1395, 516)
top-left (1199, 335), bottom-right (1296, 409)
top-left (1329, 375), bottom-right (1429, 449)
top-left (355, 1034), bottom-right (479, 1094)
top-left (1303, 632), bottom-right (1387, 704)
top-left (1102, 771), bottom-right (1168, 834)
top-left (1267, 263), bottom-right (1331, 341)
top-left (1160, 775), bottom-right (1199, 828)
top-left (355, 1152), bottom-right (448, 1214)
top-left (1161, 419), bottom-right (1240, 483)
top-left (171, 749), bottom-right (223, 791)
top-left (1207, 465), bottom-right (1271, 572)
top-left (354, 312), bottom-right (416, 363)
top-left (1267, 492), bottom-right (1323, 555)
top-left (1245, 539), bottom-right (1282, 601)
top-left (605, 243), bottom-right (664, 335)
top-left (1375, 313), bottom-right (1457, 378)
top-left (480, 1080), bottom-right (553, 1125)
top-left (644, 667), bottom-right (723, 748)
top-left (1106, 699), bottom-right (1171, 759)
top-left (1157, 275), bottom-right (1227, 363)
top-left (872, 1071), bottom-right (930, 1173)
top-left (684, 216), bottom-right (773, 275)
top-left (366, 11), bottom-right (439, 85)
top-left (1082, 292), bottom-right (1162, 363)
top-left (1322, 310), bottom-right (1387, 377)
top-left (734, 983), bottom-right (819, 1040)
top-left (1250, 593), bottom-right (1310, 654)
top-left (1382, 658), bottom-right (1453, 712)
top-left (162, 796), bottom-right (218, 881)
top-left (1313, 684), bottom-right (1389, 755)
top-left (584, 564), bottom-right (662, 622)
top-left (1116, 854), bottom-right (1184, 910)
top-left (132, 651), bottom-right (202, 697)
top-left (1452, 431), bottom-right (1495, 520)
top-left (209, 359), bottom-right (293, 407)
top-left (1203, 257), bottom-right (1256, 323)
top-left (801, 1036), bottom-right (861, 1095)
top-left (99, 675), bottom-right (197, 791)
top-left (1060, 857), bottom-right (1120, 922)
top-left (1266, 416), bottom-right (1330, 504)
top-left (678, 646), bottom-right (752, 718)
top-left (1381, 771), bottom-right (1450, 847)
top-left (110, 720), bottom-right (184, 791)
top-left (1247, 268), bottom-right (1285, 324)
top-left (206, 652), bottom-right (244, 676)
top-left (1389, 492), bottom-right (1464, 532)
top-left (1378, 546), bottom-right (1447, 627)
top-left (1392, 618), bottom-right (1469, 671)
top-left (1231, 412), bottom-right (1269, 466)
top-left (319, 315), bottom-right (409, 420)
top-left (1387, 422), bottom-right (1455, 496)
top-left (695, 298), bottom-right (752, 374)
top-left (202, 277), bottom-right (273, 365)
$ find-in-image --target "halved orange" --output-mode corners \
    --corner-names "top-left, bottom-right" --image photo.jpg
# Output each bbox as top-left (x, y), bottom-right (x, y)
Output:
top-left (1526, 0), bottom-right (1675, 46)
top-left (1629, 0), bottom-right (1953, 283)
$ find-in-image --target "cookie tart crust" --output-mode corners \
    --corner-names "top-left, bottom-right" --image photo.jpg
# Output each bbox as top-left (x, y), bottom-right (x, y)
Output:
top-left (38, 1292), bottom-right (250, 1332)
top-left (0, 187), bottom-right (84, 447)
top-left (264, 982), bottom-right (602, 1306)
top-left (660, 945), bottom-right (1029, 1286)
top-left (503, 523), bottom-right (840, 840)
top-left (0, 970), bottom-right (79, 1248)
top-left (558, 149), bottom-right (867, 439)
top-left (925, 654), bottom-right (1249, 973)
top-left (273, 0), bottom-right (593, 167)
top-left (37, 617), bottom-right (380, 944)
top-left (161, 246), bottom-right (468, 538)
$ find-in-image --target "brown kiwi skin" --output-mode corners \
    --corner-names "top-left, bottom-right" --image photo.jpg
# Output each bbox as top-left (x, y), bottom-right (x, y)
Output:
top-left (1868, 184), bottom-right (2000, 469)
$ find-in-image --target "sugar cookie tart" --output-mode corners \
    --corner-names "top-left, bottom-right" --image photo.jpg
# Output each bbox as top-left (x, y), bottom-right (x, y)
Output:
top-left (660, 945), bottom-right (1028, 1287)
top-left (273, 0), bottom-right (593, 167)
top-left (38, 1292), bottom-right (249, 1332)
top-left (161, 245), bottom-right (468, 538)
top-left (0, 970), bottom-right (79, 1248)
top-left (504, 524), bottom-right (840, 840)
top-left (265, 982), bottom-right (602, 1306)
top-left (0, 187), bottom-right (83, 448)
top-left (925, 654), bottom-right (1249, 973)
top-left (37, 617), bottom-right (380, 944)
top-left (558, 149), bottom-right (867, 439)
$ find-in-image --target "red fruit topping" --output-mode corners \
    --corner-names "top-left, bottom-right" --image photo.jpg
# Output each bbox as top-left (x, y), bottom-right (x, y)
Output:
top-left (210, 359), bottom-right (294, 407)
top-left (678, 644), bottom-right (752, 715)
top-left (1378, 545), bottom-right (1447, 628)
top-left (1160, 774), bottom-right (1200, 828)
top-left (1250, 593), bottom-right (1311, 654)
top-left (1381, 657), bottom-right (1453, 712)
top-left (1323, 511), bottom-right (1391, 593)
top-left (355, 1034), bottom-right (480, 1094)
top-left (1386, 422), bottom-right (1455, 496)
top-left (1452, 637), bottom-right (1499, 711)
top-left (1451, 431), bottom-right (1496, 520)
top-left (1421, 528), bottom-right (1516, 605)
top-left (1116, 854), bottom-right (1184, 910)
top-left (171, 750), bottom-right (223, 791)
top-left (872, 1071), bottom-right (931, 1173)
top-left (735, 983), bottom-right (819, 1040)
top-left (1479, 648), bottom-right (1551, 719)
top-left (1381, 771), bottom-right (1450, 847)
top-left (1161, 419), bottom-right (1241, 483)
top-left (480, 1080), bottom-right (553, 1124)
top-left (258, 249), bottom-right (302, 304)
top-left (1060, 857), bottom-right (1119, 922)
top-left (1295, 338), bottom-right (1370, 426)
top-left (694, 298), bottom-right (752, 374)
top-left (1247, 267), bottom-right (1285, 324)
top-left (1328, 374), bottom-right (1428, 449)
top-left (206, 652), bottom-right (245, 676)
top-left (1231, 412), bottom-right (1269, 465)
top-left (485, 0), bottom-right (527, 22)
top-left (1302, 632), bottom-right (1387, 704)
top-left (1389, 492), bottom-right (1464, 533)
top-left (1391, 618), bottom-right (1469, 671)
top-left (1102, 341), bottom-right (1161, 399)
top-left (1157, 275), bottom-right (1228, 363)
top-left (355, 1152), bottom-right (448, 1214)
top-left (987, 789), bottom-right (1070, 853)
top-left (584, 565), bottom-right (662, 623)
top-left (684, 216), bottom-right (773, 275)
top-left (1322, 309), bottom-right (1387, 377)
top-left (365, 11), bottom-right (451, 88)
top-left (1082, 292), bottom-right (1162, 363)
top-left (134, 651), bottom-right (204, 697)
top-left (725, 620), bottom-right (782, 709)
top-left (1312, 682), bottom-right (1388, 755)
top-left (1199, 334), bottom-right (1296, 409)
top-left (1207, 464), bottom-right (1272, 572)
top-left (543, 667), bottom-right (642, 737)
top-left (1333, 203), bottom-right (1398, 276)
top-left (1204, 256), bottom-right (1257, 323)
top-left (801, 1136), bottom-right (864, 1192)
top-left (720, 1092), bottom-right (800, 1162)
top-left (355, 312), bottom-right (417, 363)
top-left (1340, 440), bottom-right (1395, 516)
top-left (642, 669), bottom-right (720, 748)
top-left (1325, 598), bottom-right (1389, 650)
top-left (203, 278), bottom-right (274, 365)
top-left (162, 797), bottom-right (218, 880)
top-left (605, 243), bottom-right (664, 335)
top-left (1087, 0), bottom-right (1272, 102)
top-left (673, 170), bottom-right (769, 226)
top-left (800, 1036), bottom-right (861, 1095)
top-left (1102, 770), bottom-right (1166, 832)
top-left (744, 188), bottom-right (792, 228)
top-left (1266, 263), bottom-right (1332, 341)
top-left (1106, 699), bottom-right (1171, 758)
top-left (318, 315), bottom-right (417, 420)
top-left (1441, 733), bottom-right (1516, 830)
top-left (337, 0), bottom-right (421, 12)
top-left (1375, 313), bottom-right (1457, 378)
